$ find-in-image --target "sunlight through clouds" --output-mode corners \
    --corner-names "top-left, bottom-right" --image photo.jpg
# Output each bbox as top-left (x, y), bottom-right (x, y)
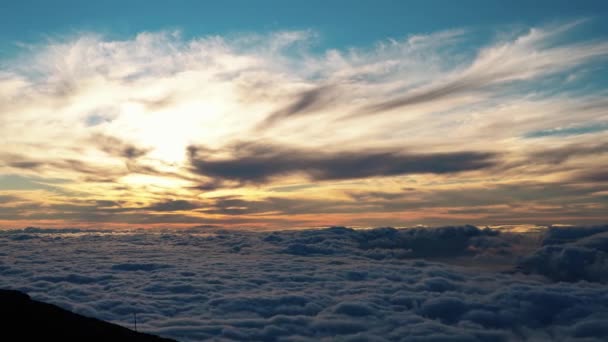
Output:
top-left (0, 21), bottom-right (607, 228)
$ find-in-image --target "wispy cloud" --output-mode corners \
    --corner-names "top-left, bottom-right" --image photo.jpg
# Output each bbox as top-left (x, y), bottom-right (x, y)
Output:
top-left (0, 21), bottom-right (607, 227)
top-left (525, 122), bottom-right (608, 138)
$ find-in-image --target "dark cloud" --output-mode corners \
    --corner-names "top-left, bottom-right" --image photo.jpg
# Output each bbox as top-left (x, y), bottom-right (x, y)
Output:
top-left (145, 200), bottom-right (199, 212)
top-left (260, 72), bottom-right (499, 124)
top-left (574, 170), bottom-right (608, 183)
top-left (345, 65), bottom-right (524, 119)
top-left (530, 142), bottom-right (608, 164)
top-left (3, 149), bottom-right (189, 185)
top-left (355, 225), bottom-right (500, 258)
top-left (8, 161), bottom-right (44, 169)
top-left (195, 180), bottom-right (608, 224)
top-left (541, 225), bottom-right (608, 246)
top-left (519, 244), bottom-right (607, 282)
top-left (190, 179), bottom-right (224, 191)
top-left (0, 195), bottom-right (18, 203)
top-left (256, 85), bottom-right (335, 129)
top-left (346, 191), bottom-right (406, 202)
top-left (202, 196), bottom-right (360, 216)
top-left (352, 182), bottom-right (604, 211)
top-left (3, 155), bottom-right (127, 183)
top-left (188, 141), bottom-right (497, 185)
top-left (355, 77), bottom-right (487, 116)
top-left (3, 175), bottom-right (605, 227)
top-left (0, 197), bottom-right (204, 223)
top-left (0, 195), bottom-right (304, 226)
top-left (2, 136), bottom-right (180, 187)
top-left (518, 225), bottom-right (608, 283)
top-left (269, 225), bottom-right (504, 260)
top-left (95, 200), bottom-right (121, 208)
top-left (93, 134), bottom-right (150, 160)
top-left (2, 154), bottom-right (46, 171)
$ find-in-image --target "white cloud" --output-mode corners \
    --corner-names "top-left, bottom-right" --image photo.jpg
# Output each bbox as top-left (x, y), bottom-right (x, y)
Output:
top-left (1, 226), bottom-right (608, 341)
top-left (1, 21), bottom-right (607, 227)
top-left (2, 21), bottom-right (607, 169)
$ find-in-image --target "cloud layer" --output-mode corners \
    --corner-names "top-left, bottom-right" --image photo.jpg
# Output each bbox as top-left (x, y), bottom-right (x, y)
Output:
top-left (2, 226), bottom-right (608, 341)
top-left (519, 225), bottom-right (608, 282)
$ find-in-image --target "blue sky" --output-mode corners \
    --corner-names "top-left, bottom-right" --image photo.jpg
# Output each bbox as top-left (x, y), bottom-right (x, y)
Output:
top-left (2, 0), bottom-right (608, 57)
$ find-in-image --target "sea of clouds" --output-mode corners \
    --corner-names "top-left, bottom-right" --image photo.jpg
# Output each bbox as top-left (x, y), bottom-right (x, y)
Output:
top-left (1, 225), bottom-right (608, 341)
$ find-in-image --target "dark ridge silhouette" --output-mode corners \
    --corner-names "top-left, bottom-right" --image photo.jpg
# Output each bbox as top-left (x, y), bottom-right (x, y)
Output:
top-left (0, 289), bottom-right (176, 342)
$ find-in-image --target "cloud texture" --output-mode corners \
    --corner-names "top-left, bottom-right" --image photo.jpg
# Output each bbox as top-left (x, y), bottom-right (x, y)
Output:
top-left (2, 226), bottom-right (608, 341)
top-left (0, 21), bottom-right (607, 227)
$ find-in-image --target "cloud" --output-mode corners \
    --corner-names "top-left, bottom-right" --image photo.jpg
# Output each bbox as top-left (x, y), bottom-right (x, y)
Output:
top-left (2, 154), bottom-right (128, 183)
top-left (2, 175), bottom-right (605, 228)
top-left (529, 142), bottom-right (608, 164)
top-left (255, 85), bottom-right (336, 129)
top-left (519, 244), bottom-right (608, 282)
top-left (111, 263), bottom-right (173, 272)
top-left (2, 227), bottom-right (608, 341)
top-left (270, 225), bottom-right (504, 260)
top-left (319, 22), bottom-right (608, 121)
top-left (576, 170), bottom-right (608, 183)
top-left (0, 174), bottom-right (66, 191)
top-left (196, 180), bottom-right (607, 224)
top-left (202, 196), bottom-right (370, 216)
top-left (355, 77), bottom-right (488, 117)
top-left (518, 225), bottom-right (608, 282)
top-left (145, 200), bottom-right (199, 212)
top-left (93, 134), bottom-right (150, 160)
top-left (0, 197), bottom-right (207, 225)
top-left (188, 141), bottom-right (497, 185)
top-left (541, 225), bottom-right (608, 245)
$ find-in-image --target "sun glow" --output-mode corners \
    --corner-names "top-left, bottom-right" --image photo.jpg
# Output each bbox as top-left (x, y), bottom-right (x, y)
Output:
top-left (0, 21), bottom-right (607, 228)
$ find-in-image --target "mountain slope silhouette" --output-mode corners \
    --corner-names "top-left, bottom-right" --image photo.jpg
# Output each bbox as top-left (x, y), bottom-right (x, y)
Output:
top-left (0, 289), bottom-right (176, 342)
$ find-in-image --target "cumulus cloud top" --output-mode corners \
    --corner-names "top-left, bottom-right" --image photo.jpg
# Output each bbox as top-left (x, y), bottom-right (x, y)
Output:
top-left (2, 226), bottom-right (608, 341)
top-left (518, 225), bottom-right (608, 282)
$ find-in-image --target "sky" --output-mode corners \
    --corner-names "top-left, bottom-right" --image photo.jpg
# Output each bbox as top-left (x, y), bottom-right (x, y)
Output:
top-left (1, 1), bottom-right (608, 229)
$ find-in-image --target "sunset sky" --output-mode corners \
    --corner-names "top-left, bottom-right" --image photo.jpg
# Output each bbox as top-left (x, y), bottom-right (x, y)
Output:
top-left (1, 0), bottom-right (607, 229)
